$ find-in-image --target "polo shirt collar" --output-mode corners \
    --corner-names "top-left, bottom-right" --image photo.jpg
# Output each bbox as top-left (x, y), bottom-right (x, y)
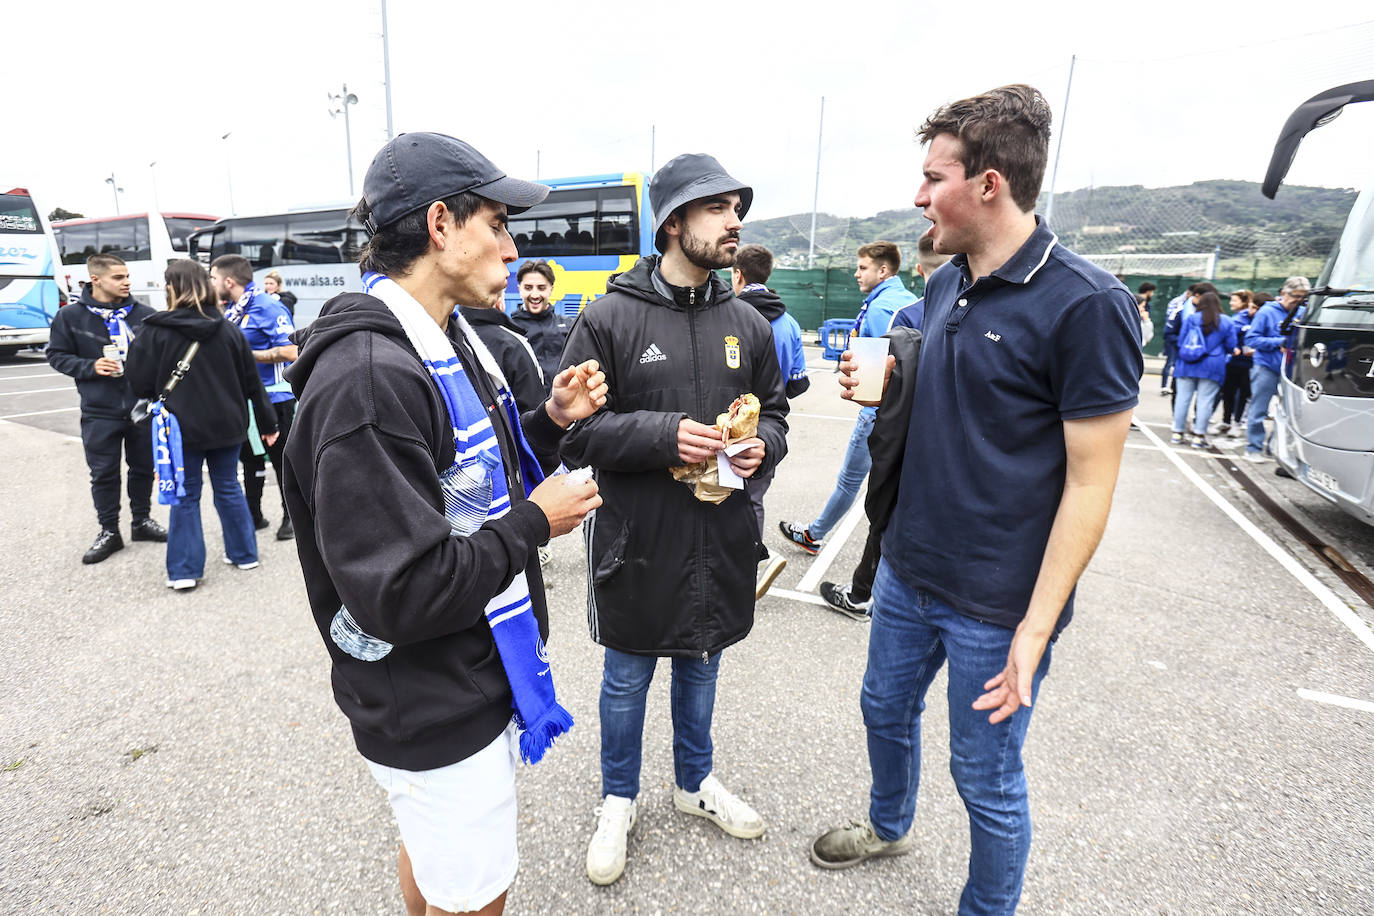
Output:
top-left (950, 217), bottom-right (1059, 287)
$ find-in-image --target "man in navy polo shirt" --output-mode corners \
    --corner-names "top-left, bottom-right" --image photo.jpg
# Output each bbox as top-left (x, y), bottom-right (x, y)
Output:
top-left (810, 84), bottom-right (1142, 915)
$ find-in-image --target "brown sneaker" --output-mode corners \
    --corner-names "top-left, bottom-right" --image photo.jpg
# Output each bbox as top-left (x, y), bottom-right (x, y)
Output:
top-left (810, 820), bottom-right (912, 870)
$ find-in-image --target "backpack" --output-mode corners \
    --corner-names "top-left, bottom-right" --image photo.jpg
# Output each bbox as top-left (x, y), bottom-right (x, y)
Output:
top-left (1178, 323), bottom-right (1207, 362)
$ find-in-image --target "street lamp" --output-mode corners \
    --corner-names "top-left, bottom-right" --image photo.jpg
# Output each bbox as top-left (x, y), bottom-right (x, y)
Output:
top-left (104, 173), bottom-right (123, 215)
top-left (328, 85), bottom-right (360, 197)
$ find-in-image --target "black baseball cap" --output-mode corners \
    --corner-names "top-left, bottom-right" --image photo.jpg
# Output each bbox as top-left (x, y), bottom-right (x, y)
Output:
top-left (360, 132), bottom-right (549, 234)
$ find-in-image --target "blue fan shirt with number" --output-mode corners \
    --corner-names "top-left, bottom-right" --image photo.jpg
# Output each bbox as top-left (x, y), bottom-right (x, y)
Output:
top-left (881, 219), bottom-right (1143, 635)
top-left (240, 294), bottom-right (297, 403)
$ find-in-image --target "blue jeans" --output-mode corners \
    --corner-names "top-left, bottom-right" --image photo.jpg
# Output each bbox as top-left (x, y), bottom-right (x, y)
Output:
top-left (600, 647), bottom-right (720, 799)
top-left (863, 560), bottom-right (1051, 916)
top-left (166, 444), bottom-right (258, 580)
top-left (1246, 365), bottom-right (1280, 455)
top-left (1160, 339), bottom-right (1178, 390)
top-left (809, 409), bottom-right (875, 540)
top-left (1171, 376), bottom-right (1221, 435)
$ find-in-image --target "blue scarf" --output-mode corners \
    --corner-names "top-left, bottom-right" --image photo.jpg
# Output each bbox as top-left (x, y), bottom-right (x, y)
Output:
top-left (150, 402), bottom-right (186, 505)
top-left (357, 271), bottom-right (570, 764)
top-left (86, 302), bottom-right (135, 358)
top-left (223, 282), bottom-right (258, 325)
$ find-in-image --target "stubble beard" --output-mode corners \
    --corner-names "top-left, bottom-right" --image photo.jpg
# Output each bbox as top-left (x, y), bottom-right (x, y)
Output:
top-left (681, 226), bottom-right (738, 271)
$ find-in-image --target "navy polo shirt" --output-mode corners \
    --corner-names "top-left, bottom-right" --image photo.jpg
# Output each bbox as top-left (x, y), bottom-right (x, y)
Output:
top-left (881, 219), bottom-right (1143, 634)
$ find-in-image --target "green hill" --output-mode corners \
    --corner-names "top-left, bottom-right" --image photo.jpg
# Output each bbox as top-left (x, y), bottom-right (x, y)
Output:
top-left (743, 179), bottom-right (1355, 268)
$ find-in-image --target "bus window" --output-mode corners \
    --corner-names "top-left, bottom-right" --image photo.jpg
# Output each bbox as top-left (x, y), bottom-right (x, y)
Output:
top-left (282, 210), bottom-right (355, 264)
top-left (508, 188), bottom-right (599, 256)
top-left (165, 216), bottom-right (216, 252)
top-left (225, 216), bottom-right (288, 268)
top-left (96, 216), bottom-right (151, 261)
top-left (56, 223), bottom-right (98, 264)
top-left (598, 186), bottom-right (638, 255)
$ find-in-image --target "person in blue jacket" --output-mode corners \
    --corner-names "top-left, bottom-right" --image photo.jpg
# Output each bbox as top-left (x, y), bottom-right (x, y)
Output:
top-left (732, 244), bottom-right (808, 599)
top-left (779, 240), bottom-right (916, 555)
top-left (1170, 291), bottom-right (1237, 449)
top-left (211, 254), bottom-right (299, 539)
top-left (1243, 277), bottom-right (1309, 462)
top-left (1218, 290), bottom-right (1258, 436)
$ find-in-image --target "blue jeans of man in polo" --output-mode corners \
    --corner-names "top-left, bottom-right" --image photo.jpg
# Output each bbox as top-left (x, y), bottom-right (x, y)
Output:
top-left (1246, 364), bottom-right (1280, 455)
top-left (808, 409), bottom-right (875, 540)
top-left (863, 560), bottom-right (1051, 916)
top-left (166, 445), bottom-right (259, 580)
top-left (600, 647), bottom-right (720, 799)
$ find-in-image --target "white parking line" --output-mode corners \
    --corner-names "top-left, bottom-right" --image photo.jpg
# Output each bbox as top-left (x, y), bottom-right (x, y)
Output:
top-left (1297, 689), bottom-right (1374, 715)
top-left (790, 412), bottom-right (861, 423)
top-left (0, 372), bottom-right (60, 382)
top-left (765, 587), bottom-right (830, 607)
top-left (0, 407), bottom-right (80, 420)
top-left (1133, 416), bottom-right (1374, 657)
top-left (796, 488), bottom-right (869, 593)
top-left (0, 386), bottom-right (73, 397)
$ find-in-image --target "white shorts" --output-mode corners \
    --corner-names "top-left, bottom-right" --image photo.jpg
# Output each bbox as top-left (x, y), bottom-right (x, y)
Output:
top-left (367, 723), bottom-right (520, 913)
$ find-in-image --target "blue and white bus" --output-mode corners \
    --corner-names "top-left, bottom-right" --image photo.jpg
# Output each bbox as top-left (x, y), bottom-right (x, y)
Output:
top-left (53, 211), bottom-right (218, 310)
top-left (0, 188), bottom-right (63, 357)
top-left (502, 172), bottom-right (654, 316)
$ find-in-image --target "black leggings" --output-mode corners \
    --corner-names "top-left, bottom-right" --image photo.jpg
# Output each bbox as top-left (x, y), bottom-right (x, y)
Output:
top-left (241, 399), bottom-right (295, 521)
top-left (1220, 360), bottom-right (1252, 424)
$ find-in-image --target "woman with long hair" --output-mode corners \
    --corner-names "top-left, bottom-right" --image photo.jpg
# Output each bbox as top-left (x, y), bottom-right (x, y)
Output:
top-left (1170, 290), bottom-right (1238, 449)
top-left (1218, 290), bottom-right (1258, 436)
top-left (125, 260), bottom-right (279, 590)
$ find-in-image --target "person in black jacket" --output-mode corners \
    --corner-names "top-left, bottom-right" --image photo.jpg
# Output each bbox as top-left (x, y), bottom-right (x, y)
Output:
top-left (509, 259), bottom-right (573, 394)
top-left (458, 303), bottom-right (545, 414)
top-left (282, 133), bottom-right (606, 916)
top-left (125, 260), bottom-right (278, 591)
top-left (558, 153), bottom-right (789, 887)
top-left (46, 254), bottom-right (167, 564)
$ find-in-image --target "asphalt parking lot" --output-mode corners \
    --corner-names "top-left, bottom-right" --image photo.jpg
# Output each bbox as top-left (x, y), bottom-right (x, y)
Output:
top-left (2, 346), bottom-right (1373, 914)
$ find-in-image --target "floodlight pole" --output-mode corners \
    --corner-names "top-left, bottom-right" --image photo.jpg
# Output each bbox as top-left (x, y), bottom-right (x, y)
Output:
top-left (104, 173), bottom-right (122, 215)
top-left (650, 125), bottom-right (656, 175)
top-left (1044, 54), bottom-right (1075, 226)
top-left (329, 85), bottom-right (360, 197)
top-left (381, 0), bottom-right (394, 139)
top-left (808, 96), bottom-right (825, 269)
top-left (221, 133), bottom-right (236, 216)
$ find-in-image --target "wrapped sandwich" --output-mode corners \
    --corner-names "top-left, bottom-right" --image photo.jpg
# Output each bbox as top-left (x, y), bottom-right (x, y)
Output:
top-left (670, 393), bottom-right (761, 504)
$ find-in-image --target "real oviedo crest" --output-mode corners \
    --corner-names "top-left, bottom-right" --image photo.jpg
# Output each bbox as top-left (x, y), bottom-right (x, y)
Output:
top-left (724, 335), bottom-right (741, 370)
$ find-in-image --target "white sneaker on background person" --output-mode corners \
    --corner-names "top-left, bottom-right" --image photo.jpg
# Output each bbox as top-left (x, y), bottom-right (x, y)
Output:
top-left (673, 773), bottom-right (766, 839)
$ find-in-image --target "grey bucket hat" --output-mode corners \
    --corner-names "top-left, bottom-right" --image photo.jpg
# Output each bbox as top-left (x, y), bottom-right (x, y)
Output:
top-left (649, 153), bottom-right (753, 253)
top-left (360, 132), bottom-right (549, 234)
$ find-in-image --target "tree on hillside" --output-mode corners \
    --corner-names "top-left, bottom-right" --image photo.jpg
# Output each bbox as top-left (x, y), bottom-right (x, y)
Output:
top-left (48, 207), bottom-right (83, 222)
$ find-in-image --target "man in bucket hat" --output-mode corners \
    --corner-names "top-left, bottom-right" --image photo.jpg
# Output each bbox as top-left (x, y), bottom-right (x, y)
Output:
top-left (556, 154), bottom-right (790, 886)
top-left (282, 132), bottom-right (609, 916)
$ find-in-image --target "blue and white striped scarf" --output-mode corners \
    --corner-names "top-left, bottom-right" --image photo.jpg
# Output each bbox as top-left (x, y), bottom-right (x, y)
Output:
top-left (150, 401), bottom-right (186, 505)
top-left (361, 271), bottom-right (571, 764)
top-left (223, 282), bottom-right (258, 326)
top-left (86, 302), bottom-right (135, 358)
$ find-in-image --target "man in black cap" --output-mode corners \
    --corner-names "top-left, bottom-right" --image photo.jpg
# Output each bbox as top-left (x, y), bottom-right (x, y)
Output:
top-left (283, 132), bottom-right (609, 916)
top-left (556, 153), bottom-right (789, 886)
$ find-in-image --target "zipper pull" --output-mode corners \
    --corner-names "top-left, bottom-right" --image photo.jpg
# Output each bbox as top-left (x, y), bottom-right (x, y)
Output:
top-left (690, 288), bottom-right (696, 306)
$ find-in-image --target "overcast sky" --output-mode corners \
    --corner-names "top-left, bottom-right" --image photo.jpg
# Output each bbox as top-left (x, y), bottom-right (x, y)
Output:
top-left (9, 0), bottom-right (1374, 234)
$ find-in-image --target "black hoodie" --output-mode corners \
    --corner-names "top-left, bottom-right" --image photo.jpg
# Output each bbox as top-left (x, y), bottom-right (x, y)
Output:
top-left (282, 293), bottom-right (570, 770)
top-left (458, 305), bottom-right (545, 414)
top-left (46, 289), bottom-right (155, 420)
top-left (125, 308), bottom-right (277, 450)
top-left (558, 256), bottom-right (789, 658)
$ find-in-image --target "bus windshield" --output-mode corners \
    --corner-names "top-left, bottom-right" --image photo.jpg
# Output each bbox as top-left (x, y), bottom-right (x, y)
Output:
top-left (0, 193), bottom-right (44, 235)
top-left (1307, 184), bottom-right (1374, 328)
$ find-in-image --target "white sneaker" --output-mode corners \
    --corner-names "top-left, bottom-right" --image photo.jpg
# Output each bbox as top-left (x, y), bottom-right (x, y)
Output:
top-left (538, 545), bottom-right (552, 567)
top-left (586, 794), bottom-right (636, 886)
top-left (165, 578), bottom-right (197, 591)
top-left (222, 556), bottom-right (260, 570)
top-left (673, 773), bottom-right (766, 839)
top-left (1244, 451), bottom-right (1268, 463)
top-left (755, 555), bottom-right (786, 599)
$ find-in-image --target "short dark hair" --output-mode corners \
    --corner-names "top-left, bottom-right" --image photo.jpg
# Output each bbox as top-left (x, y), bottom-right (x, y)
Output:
top-left (87, 254), bottom-right (126, 276)
top-left (1254, 291), bottom-right (1275, 304)
top-left (210, 254), bottom-right (253, 286)
top-left (1192, 282), bottom-right (1217, 296)
top-left (733, 244), bottom-right (773, 285)
top-left (353, 192), bottom-right (486, 277)
top-left (516, 259), bottom-right (555, 286)
top-left (857, 241), bottom-right (901, 274)
top-left (1137, 281), bottom-right (1156, 294)
top-left (917, 84), bottom-right (1052, 212)
top-left (915, 232), bottom-right (949, 274)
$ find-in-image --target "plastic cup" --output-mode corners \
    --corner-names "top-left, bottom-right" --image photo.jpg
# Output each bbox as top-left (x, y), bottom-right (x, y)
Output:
top-left (848, 336), bottom-right (890, 402)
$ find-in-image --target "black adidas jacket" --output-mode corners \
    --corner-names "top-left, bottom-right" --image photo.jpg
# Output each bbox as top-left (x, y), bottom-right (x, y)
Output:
top-left (283, 293), bottom-right (570, 770)
top-left (558, 256), bottom-right (788, 658)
